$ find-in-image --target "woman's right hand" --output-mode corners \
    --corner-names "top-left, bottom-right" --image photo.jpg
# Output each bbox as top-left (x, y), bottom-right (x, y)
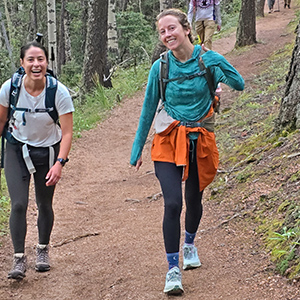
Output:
top-left (135, 156), bottom-right (143, 171)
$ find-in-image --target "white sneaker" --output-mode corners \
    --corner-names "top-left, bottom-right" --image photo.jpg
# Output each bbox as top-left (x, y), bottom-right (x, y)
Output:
top-left (163, 266), bottom-right (184, 295)
top-left (183, 243), bottom-right (201, 270)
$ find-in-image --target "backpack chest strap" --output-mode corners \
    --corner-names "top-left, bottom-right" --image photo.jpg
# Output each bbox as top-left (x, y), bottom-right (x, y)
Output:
top-left (10, 104), bottom-right (55, 126)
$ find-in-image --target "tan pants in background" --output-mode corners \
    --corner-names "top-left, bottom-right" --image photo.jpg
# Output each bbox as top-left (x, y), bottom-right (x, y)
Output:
top-left (195, 19), bottom-right (216, 50)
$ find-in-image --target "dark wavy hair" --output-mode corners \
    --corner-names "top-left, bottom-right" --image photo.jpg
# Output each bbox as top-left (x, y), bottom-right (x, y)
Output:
top-left (156, 8), bottom-right (194, 44)
top-left (20, 41), bottom-right (49, 61)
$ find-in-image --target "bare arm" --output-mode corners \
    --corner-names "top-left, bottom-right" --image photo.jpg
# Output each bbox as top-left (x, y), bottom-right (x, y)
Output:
top-left (46, 112), bottom-right (73, 186)
top-left (0, 105), bottom-right (8, 136)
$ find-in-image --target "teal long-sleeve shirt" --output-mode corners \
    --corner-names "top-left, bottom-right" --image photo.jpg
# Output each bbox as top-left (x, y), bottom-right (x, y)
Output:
top-left (130, 45), bottom-right (244, 166)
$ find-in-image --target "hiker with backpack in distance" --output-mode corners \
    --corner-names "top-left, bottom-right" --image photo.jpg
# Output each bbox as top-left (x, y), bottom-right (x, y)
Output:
top-left (0, 40), bottom-right (74, 280)
top-left (130, 8), bottom-right (244, 295)
top-left (187, 0), bottom-right (222, 50)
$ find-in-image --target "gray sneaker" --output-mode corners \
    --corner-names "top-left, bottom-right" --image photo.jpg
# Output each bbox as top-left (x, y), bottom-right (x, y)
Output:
top-left (35, 244), bottom-right (50, 272)
top-left (8, 254), bottom-right (27, 280)
top-left (183, 243), bottom-right (201, 270)
top-left (163, 266), bottom-right (184, 295)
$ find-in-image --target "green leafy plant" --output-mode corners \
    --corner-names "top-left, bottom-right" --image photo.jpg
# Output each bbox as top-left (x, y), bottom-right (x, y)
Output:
top-left (116, 11), bottom-right (154, 66)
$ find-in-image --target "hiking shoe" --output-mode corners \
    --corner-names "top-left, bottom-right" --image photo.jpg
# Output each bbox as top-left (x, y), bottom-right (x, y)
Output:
top-left (163, 266), bottom-right (184, 295)
top-left (183, 243), bottom-right (201, 270)
top-left (35, 244), bottom-right (50, 272)
top-left (8, 254), bottom-right (27, 280)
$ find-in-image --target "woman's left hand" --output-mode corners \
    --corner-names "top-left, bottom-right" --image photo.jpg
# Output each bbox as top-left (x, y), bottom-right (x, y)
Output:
top-left (45, 162), bottom-right (63, 186)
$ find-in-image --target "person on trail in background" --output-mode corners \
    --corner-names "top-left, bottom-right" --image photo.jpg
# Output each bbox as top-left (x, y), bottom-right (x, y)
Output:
top-left (0, 41), bottom-right (74, 280)
top-left (130, 8), bottom-right (244, 296)
top-left (187, 0), bottom-right (222, 110)
top-left (268, 0), bottom-right (276, 12)
top-left (187, 0), bottom-right (221, 50)
top-left (284, 0), bottom-right (291, 8)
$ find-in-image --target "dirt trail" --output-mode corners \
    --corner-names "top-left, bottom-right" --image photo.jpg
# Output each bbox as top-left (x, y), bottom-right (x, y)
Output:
top-left (1, 3), bottom-right (300, 299)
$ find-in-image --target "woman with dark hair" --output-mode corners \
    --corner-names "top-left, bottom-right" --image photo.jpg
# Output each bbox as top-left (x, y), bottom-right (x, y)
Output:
top-left (130, 8), bottom-right (244, 295)
top-left (0, 41), bottom-right (74, 280)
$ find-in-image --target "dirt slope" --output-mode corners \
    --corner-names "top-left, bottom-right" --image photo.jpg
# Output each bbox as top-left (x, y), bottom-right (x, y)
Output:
top-left (0, 3), bottom-right (300, 300)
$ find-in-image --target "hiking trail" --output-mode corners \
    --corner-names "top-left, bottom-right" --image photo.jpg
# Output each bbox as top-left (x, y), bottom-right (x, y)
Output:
top-left (0, 3), bottom-right (299, 299)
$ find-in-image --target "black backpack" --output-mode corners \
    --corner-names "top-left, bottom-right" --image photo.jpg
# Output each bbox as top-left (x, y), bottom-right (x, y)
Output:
top-left (7, 67), bottom-right (58, 126)
top-left (1, 67), bottom-right (58, 167)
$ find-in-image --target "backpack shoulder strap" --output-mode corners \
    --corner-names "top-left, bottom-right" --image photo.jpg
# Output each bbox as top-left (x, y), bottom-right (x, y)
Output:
top-left (159, 51), bottom-right (169, 103)
top-left (45, 75), bottom-right (58, 123)
top-left (198, 50), bottom-right (221, 113)
top-left (198, 51), bottom-right (216, 101)
top-left (10, 67), bottom-right (25, 109)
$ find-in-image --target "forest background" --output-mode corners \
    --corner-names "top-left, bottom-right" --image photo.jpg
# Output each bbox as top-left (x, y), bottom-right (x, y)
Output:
top-left (0, 0), bottom-right (300, 285)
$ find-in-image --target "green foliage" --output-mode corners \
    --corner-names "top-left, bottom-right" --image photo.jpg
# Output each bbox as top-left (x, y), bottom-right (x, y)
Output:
top-left (289, 170), bottom-right (300, 183)
top-left (219, 0), bottom-right (241, 34)
top-left (66, 1), bottom-right (86, 67)
top-left (0, 49), bottom-right (13, 84)
top-left (212, 30), bottom-right (300, 279)
top-left (268, 225), bottom-right (300, 276)
top-left (270, 227), bottom-right (298, 242)
top-left (59, 60), bottom-right (82, 88)
top-left (0, 163), bottom-right (9, 238)
top-left (73, 63), bottom-right (149, 138)
top-left (221, 0), bottom-right (242, 16)
top-left (116, 11), bottom-right (154, 65)
top-left (0, 195), bottom-right (10, 238)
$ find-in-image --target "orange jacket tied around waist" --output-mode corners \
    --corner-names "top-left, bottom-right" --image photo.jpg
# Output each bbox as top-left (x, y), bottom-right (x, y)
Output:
top-left (151, 108), bottom-right (219, 191)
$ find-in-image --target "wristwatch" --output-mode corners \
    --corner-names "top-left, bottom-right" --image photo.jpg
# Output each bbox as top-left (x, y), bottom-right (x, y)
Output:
top-left (56, 157), bottom-right (69, 166)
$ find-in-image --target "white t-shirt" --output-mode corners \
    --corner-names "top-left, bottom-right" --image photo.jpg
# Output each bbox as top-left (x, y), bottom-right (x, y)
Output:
top-left (187, 0), bottom-right (221, 26)
top-left (0, 75), bottom-right (74, 147)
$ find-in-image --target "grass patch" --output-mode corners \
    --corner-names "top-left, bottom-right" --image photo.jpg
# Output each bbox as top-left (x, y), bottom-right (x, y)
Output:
top-left (212, 25), bottom-right (300, 279)
top-left (73, 63), bottom-right (149, 138)
top-left (0, 193), bottom-right (10, 239)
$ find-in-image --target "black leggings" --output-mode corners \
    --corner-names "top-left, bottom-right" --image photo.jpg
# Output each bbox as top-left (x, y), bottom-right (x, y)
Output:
top-left (5, 142), bottom-right (57, 253)
top-left (154, 140), bottom-right (203, 254)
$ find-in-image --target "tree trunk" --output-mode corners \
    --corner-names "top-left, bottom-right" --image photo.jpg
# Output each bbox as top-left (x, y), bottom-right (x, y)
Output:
top-left (58, 0), bottom-right (71, 75)
top-left (47, 0), bottom-right (58, 74)
top-left (0, 10), bottom-right (15, 72)
top-left (235, 0), bottom-right (256, 47)
top-left (58, 0), bottom-right (66, 75)
top-left (64, 9), bottom-right (72, 63)
top-left (81, 0), bottom-right (88, 58)
top-left (32, 0), bottom-right (38, 34)
top-left (119, 0), bottom-right (129, 11)
top-left (28, 0), bottom-right (38, 39)
top-left (275, 21), bottom-right (300, 131)
top-left (160, 0), bottom-right (173, 11)
top-left (83, 0), bottom-right (112, 91)
top-left (107, 0), bottom-right (118, 60)
top-left (256, 0), bottom-right (265, 17)
top-left (3, 0), bottom-right (13, 38)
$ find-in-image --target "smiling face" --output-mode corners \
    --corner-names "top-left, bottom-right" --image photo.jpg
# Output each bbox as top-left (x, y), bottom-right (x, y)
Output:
top-left (20, 46), bottom-right (48, 83)
top-left (158, 15), bottom-right (190, 52)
